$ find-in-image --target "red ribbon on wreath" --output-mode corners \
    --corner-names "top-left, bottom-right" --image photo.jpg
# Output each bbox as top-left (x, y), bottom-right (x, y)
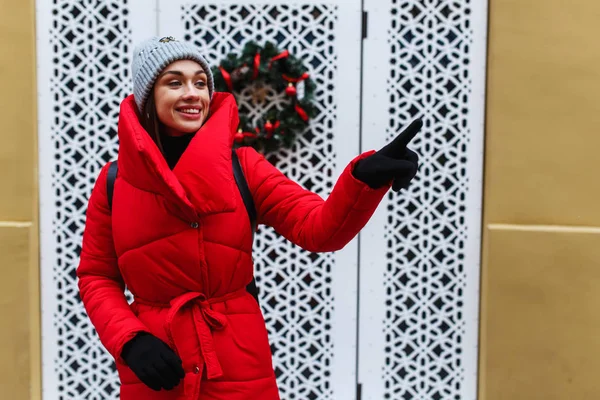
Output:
top-left (251, 50), bottom-right (291, 78)
top-left (294, 104), bottom-right (309, 122)
top-left (218, 66), bottom-right (234, 92)
top-left (268, 50), bottom-right (290, 69)
top-left (282, 72), bottom-right (311, 122)
top-left (282, 72), bottom-right (310, 83)
top-left (252, 53), bottom-right (261, 80)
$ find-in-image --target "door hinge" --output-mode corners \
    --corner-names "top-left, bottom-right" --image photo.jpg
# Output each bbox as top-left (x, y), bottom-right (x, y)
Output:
top-left (362, 11), bottom-right (368, 39)
top-left (357, 382), bottom-right (363, 400)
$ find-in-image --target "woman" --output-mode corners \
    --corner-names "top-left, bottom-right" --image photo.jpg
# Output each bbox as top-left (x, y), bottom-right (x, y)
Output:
top-left (77, 36), bottom-right (420, 400)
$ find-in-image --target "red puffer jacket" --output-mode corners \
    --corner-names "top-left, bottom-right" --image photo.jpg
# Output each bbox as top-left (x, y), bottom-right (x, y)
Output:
top-left (77, 92), bottom-right (389, 399)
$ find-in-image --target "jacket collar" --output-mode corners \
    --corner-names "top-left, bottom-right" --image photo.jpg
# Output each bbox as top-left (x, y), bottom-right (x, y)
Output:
top-left (116, 92), bottom-right (239, 219)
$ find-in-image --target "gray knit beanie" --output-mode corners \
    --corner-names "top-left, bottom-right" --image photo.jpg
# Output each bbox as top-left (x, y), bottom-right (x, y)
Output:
top-left (131, 36), bottom-right (214, 112)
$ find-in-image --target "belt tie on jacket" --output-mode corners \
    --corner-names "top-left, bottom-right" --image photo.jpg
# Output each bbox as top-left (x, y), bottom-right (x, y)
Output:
top-left (162, 289), bottom-right (246, 380)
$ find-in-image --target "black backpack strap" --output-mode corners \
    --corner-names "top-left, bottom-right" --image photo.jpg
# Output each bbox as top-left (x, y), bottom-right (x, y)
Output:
top-left (232, 149), bottom-right (260, 304)
top-left (106, 161), bottom-right (118, 211)
top-left (231, 149), bottom-right (257, 235)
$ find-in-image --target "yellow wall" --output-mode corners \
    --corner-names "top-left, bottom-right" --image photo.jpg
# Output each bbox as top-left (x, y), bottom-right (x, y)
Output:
top-left (0, 0), bottom-right (40, 398)
top-left (480, 0), bottom-right (600, 398)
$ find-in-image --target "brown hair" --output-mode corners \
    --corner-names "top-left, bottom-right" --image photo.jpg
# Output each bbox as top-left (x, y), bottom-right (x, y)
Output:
top-left (138, 89), bottom-right (164, 153)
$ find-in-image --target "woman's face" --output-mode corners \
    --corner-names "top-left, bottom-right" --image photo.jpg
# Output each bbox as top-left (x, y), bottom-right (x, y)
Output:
top-left (153, 59), bottom-right (210, 137)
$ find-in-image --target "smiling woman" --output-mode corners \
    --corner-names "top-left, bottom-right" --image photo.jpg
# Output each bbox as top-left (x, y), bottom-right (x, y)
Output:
top-left (137, 59), bottom-right (212, 161)
top-left (76, 35), bottom-right (420, 400)
top-left (152, 61), bottom-right (211, 136)
top-left (137, 60), bottom-right (213, 169)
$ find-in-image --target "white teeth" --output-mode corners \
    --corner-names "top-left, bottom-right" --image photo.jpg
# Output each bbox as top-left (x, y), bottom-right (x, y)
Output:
top-left (179, 109), bottom-right (200, 114)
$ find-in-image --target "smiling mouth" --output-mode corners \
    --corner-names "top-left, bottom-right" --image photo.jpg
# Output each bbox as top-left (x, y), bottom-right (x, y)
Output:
top-left (177, 108), bottom-right (201, 115)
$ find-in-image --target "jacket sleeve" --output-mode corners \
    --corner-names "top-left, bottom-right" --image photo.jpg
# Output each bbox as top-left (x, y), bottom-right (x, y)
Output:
top-left (237, 146), bottom-right (390, 252)
top-left (76, 163), bottom-right (149, 361)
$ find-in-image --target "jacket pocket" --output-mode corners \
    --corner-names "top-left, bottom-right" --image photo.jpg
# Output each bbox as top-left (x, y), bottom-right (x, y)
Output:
top-left (211, 310), bottom-right (275, 382)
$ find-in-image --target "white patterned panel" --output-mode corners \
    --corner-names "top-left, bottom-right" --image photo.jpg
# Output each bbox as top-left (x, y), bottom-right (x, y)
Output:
top-left (38, 1), bottom-right (156, 398)
top-left (359, 1), bottom-right (487, 400)
top-left (180, 4), bottom-right (336, 400)
top-left (160, 1), bottom-right (362, 399)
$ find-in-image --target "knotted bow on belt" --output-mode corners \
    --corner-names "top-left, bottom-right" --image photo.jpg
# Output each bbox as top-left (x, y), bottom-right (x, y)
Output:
top-left (135, 289), bottom-right (247, 380)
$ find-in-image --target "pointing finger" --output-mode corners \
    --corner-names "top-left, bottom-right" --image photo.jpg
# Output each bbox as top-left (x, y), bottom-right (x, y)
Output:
top-left (395, 119), bottom-right (422, 148)
top-left (380, 119), bottom-right (423, 158)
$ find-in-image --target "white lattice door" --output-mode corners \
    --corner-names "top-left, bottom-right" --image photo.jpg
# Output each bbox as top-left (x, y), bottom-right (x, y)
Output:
top-left (37, 0), bottom-right (487, 399)
top-left (158, 1), bottom-right (364, 400)
top-left (358, 1), bottom-right (488, 400)
top-left (37, 1), bottom-right (158, 399)
top-left (38, 0), bottom-right (363, 397)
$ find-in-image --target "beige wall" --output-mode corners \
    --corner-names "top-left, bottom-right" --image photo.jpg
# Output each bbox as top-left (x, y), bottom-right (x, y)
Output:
top-left (0, 0), bottom-right (40, 398)
top-left (480, 0), bottom-right (600, 398)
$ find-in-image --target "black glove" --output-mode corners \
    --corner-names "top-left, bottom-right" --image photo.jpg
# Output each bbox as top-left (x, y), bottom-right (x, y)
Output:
top-left (121, 332), bottom-right (185, 391)
top-left (352, 119), bottom-right (421, 191)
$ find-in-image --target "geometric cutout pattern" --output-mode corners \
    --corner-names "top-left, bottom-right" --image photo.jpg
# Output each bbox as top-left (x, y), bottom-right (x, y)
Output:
top-left (182, 4), bottom-right (338, 399)
top-left (44, 1), bottom-right (477, 399)
top-left (383, 1), bottom-right (472, 399)
top-left (49, 0), bottom-right (131, 398)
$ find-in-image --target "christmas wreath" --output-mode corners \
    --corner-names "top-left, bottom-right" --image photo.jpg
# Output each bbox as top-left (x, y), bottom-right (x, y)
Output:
top-left (211, 41), bottom-right (317, 154)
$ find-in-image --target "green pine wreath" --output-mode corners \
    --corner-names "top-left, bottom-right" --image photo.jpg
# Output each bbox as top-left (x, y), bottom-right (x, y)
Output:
top-left (211, 41), bottom-right (317, 154)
